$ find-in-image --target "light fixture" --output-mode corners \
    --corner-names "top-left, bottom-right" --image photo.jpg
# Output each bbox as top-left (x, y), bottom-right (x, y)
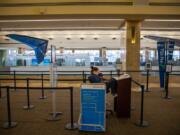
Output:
top-left (66, 37), bottom-right (71, 40)
top-left (131, 26), bottom-right (136, 44)
top-left (112, 37), bottom-right (117, 40)
top-left (94, 37), bottom-right (98, 40)
top-left (48, 37), bottom-right (53, 40)
top-left (80, 37), bottom-right (84, 40)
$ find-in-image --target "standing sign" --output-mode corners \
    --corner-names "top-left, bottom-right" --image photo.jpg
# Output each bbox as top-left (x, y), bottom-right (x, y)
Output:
top-left (157, 41), bottom-right (166, 88)
top-left (167, 41), bottom-right (175, 64)
top-left (157, 41), bottom-right (175, 88)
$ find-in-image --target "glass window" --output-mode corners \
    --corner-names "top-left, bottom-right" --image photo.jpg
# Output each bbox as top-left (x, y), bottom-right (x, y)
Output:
top-left (106, 50), bottom-right (120, 62)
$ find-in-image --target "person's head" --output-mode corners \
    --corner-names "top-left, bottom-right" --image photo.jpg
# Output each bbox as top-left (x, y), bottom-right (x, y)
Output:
top-left (91, 67), bottom-right (100, 75)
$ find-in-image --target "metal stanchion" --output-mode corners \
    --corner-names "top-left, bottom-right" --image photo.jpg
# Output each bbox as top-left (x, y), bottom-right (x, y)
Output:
top-left (0, 83), bottom-right (1, 98)
top-left (135, 85), bottom-right (149, 127)
top-left (82, 71), bottom-right (85, 83)
top-left (39, 74), bottom-right (47, 99)
top-left (164, 72), bottom-right (171, 99)
top-left (84, 73), bottom-right (87, 83)
top-left (13, 71), bottom-right (16, 91)
top-left (117, 69), bottom-right (120, 77)
top-left (65, 87), bottom-right (78, 130)
top-left (110, 70), bottom-right (113, 78)
top-left (3, 86), bottom-right (17, 129)
top-left (23, 79), bottom-right (34, 110)
top-left (145, 70), bottom-right (150, 92)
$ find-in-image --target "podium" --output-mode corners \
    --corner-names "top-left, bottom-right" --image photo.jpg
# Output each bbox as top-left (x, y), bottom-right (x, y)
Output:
top-left (113, 75), bottom-right (131, 118)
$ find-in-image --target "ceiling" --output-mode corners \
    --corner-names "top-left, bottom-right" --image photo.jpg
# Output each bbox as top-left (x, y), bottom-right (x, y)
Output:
top-left (0, 19), bottom-right (180, 49)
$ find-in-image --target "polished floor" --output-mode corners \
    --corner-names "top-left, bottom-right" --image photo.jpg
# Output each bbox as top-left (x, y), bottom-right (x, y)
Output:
top-left (0, 87), bottom-right (180, 135)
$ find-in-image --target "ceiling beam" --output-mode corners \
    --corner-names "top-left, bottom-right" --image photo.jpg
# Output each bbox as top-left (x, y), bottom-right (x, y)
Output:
top-left (0, 5), bottom-right (179, 19)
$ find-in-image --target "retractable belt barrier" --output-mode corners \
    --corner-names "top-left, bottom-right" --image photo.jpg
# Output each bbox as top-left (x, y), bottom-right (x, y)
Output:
top-left (132, 79), bottom-right (149, 127)
top-left (0, 84), bottom-right (77, 130)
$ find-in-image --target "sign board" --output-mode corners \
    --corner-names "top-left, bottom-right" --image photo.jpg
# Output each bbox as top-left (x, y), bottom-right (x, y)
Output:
top-left (79, 84), bottom-right (106, 132)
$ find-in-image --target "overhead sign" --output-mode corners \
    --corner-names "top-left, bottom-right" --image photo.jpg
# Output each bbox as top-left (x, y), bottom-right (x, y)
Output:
top-left (6, 34), bottom-right (48, 64)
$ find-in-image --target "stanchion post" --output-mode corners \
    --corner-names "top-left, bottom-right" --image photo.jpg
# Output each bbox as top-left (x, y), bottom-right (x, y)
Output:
top-left (13, 71), bottom-right (16, 91)
top-left (3, 86), bottom-right (17, 129)
top-left (117, 69), bottom-right (120, 77)
top-left (110, 70), bottom-right (113, 78)
top-left (0, 82), bottom-right (1, 98)
top-left (39, 74), bottom-right (47, 99)
top-left (82, 71), bottom-right (85, 83)
top-left (65, 87), bottom-right (78, 130)
top-left (84, 72), bottom-right (86, 83)
top-left (23, 78), bottom-right (34, 110)
top-left (145, 70), bottom-right (150, 92)
top-left (135, 85), bottom-right (149, 127)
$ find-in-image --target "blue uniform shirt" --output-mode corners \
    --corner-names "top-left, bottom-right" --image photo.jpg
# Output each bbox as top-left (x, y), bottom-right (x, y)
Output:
top-left (88, 74), bottom-right (102, 83)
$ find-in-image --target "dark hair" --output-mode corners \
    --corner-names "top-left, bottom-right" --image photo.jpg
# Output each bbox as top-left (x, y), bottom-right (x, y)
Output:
top-left (90, 66), bottom-right (99, 74)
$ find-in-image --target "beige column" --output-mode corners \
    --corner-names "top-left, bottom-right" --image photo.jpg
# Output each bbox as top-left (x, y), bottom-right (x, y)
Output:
top-left (59, 47), bottom-right (64, 54)
top-left (145, 47), bottom-right (150, 62)
top-left (99, 47), bottom-right (106, 59)
top-left (154, 49), bottom-right (158, 61)
top-left (126, 20), bottom-right (141, 80)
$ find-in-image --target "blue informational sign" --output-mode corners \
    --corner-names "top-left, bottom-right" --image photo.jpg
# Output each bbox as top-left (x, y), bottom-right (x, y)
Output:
top-left (167, 41), bottom-right (175, 64)
top-left (157, 41), bottom-right (166, 88)
top-left (79, 84), bottom-right (106, 132)
top-left (157, 41), bottom-right (175, 88)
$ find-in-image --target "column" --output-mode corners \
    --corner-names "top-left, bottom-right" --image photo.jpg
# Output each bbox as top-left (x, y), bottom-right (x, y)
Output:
top-left (17, 47), bottom-right (26, 66)
top-left (126, 20), bottom-right (141, 80)
top-left (145, 47), bottom-right (150, 62)
top-left (99, 47), bottom-right (107, 66)
top-left (99, 47), bottom-right (106, 59)
top-left (59, 47), bottom-right (64, 54)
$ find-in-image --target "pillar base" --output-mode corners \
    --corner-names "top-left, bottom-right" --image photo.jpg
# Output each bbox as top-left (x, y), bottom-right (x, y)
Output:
top-left (163, 96), bottom-right (172, 100)
top-left (65, 123), bottom-right (78, 130)
top-left (3, 122), bottom-right (17, 129)
top-left (46, 112), bottom-right (62, 121)
top-left (135, 120), bottom-right (149, 127)
top-left (23, 105), bottom-right (34, 110)
top-left (39, 96), bottom-right (47, 99)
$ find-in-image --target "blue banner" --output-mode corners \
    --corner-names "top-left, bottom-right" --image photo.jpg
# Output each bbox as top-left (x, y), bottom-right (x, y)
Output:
top-left (157, 41), bottom-right (166, 88)
top-left (6, 34), bottom-right (48, 64)
top-left (167, 41), bottom-right (175, 64)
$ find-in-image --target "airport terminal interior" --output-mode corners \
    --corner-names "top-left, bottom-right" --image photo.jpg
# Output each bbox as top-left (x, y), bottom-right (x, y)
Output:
top-left (0, 0), bottom-right (180, 135)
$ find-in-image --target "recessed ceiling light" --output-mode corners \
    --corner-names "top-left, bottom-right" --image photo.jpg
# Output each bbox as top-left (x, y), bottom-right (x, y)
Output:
top-left (94, 37), bottom-right (98, 40)
top-left (66, 37), bottom-right (71, 40)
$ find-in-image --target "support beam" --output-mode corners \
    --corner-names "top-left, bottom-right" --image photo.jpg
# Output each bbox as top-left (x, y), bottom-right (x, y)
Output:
top-left (126, 20), bottom-right (141, 80)
top-left (0, 5), bottom-right (179, 19)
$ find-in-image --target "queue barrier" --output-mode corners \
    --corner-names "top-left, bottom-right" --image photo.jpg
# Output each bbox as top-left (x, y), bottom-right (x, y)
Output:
top-left (0, 69), bottom-right (180, 102)
top-left (131, 79), bottom-right (148, 127)
top-left (0, 85), bottom-right (78, 130)
top-left (0, 70), bottom-right (180, 130)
